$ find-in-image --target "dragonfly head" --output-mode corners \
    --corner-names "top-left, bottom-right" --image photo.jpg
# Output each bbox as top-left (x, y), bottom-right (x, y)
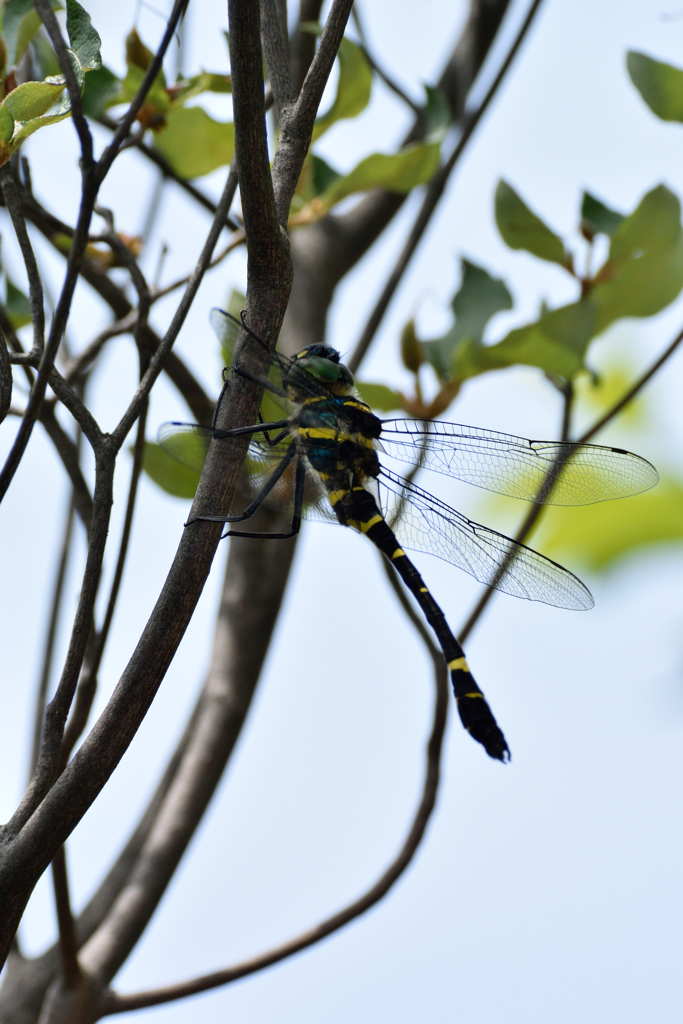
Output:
top-left (287, 344), bottom-right (355, 394)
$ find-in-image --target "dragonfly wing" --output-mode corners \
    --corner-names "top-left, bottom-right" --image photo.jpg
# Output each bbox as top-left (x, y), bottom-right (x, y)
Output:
top-left (378, 419), bottom-right (658, 505)
top-left (378, 468), bottom-right (593, 610)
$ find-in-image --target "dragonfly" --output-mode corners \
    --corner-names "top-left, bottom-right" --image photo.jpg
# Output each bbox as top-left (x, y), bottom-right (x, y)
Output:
top-left (159, 310), bottom-right (658, 762)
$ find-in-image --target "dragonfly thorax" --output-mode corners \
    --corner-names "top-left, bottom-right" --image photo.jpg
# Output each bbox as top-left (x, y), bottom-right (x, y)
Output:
top-left (285, 344), bottom-right (355, 395)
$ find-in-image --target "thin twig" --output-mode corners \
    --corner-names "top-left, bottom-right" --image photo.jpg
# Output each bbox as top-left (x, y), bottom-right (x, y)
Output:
top-left (96, 0), bottom-right (190, 184)
top-left (102, 565), bottom-right (450, 1014)
top-left (459, 321), bottom-right (683, 644)
top-left (97, 114), bottom-right (240, 231)
top-left (110, 167), bottom-right (238, 450)
top-left (351, 6), bottom-right (420, 113)
top-left (150, 232), bottom-right (246, 301)
top-left (29, 498), bottom-right (76, 780)
top-left (0, 166), bottom-right (45, 358)
top-left (349, 0), bottom-right (546, 372)
top-left (459, 382), bottom-right (574, 644)
top-left (51, 846), bottom-right (82, 987)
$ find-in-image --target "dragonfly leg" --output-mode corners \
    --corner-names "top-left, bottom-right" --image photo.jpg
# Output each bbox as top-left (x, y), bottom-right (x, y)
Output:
top-left (188, 444), bottom-right (304, 540)
top-left (225, 455), bottom-right (305, 540)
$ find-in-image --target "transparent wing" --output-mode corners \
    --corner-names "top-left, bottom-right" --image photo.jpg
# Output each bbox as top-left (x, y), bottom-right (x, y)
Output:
top-left (379, 419), bottom-right (658, 506)
top-left (157, 421), bottom-right (330, 520)
top-left (378, 467), bottom-right (594, 610)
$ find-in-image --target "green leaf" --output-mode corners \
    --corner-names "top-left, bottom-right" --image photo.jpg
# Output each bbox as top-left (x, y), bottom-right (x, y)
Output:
top-left (5, 276), bottom-right (31, 329)
top-left (1, 0), bottom-right (61, 70)
top-left (495, 180), bottom-right (568, 267)
top-left (423, 84), bottom-right (451, 141)
top-left (65, 0), bottom-right (101, 71)
top-left (141, 440), bottom-right (202, 499)
top-left (451, 299), bottom-right (597, 382)
top-left (420, 260), bottom-right (513, 379)
top-left (121, 62), bottom-right (168, 111)
top-left (2, 79), bottom-right (64, 121)
top-left (0, 105), bottom-right (13, 145)
top-left (627, 51), bottom-right (683, 123)
top-left (593, 185), bottom-right (683, 331)
top-left (153, 105), bottom-right (234, 178)
top-left (82, 65), bottom-right (123, 118)
top-left (356, 382), bottom-right (402, 412)
top-left (312, 35), bottom-right (373, 142)
top-left (32, 33), bottom-right (61, 80)
top-left (211, 293), bottom-right (245, 366)
top-left (537, 476), bottom-right (683, 571)
top-left (581, 192), bottom-right (624, 238)
top-left (169, 71), bottom-right (232, 106)
top-left (320, 140), bottom-right (440, 208)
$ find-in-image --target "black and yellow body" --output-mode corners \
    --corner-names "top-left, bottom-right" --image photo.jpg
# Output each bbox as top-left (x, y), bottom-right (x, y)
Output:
top-left (160, 310), bottom-right (658, 762)
top-left (294, 385), bottom-right (509, 762)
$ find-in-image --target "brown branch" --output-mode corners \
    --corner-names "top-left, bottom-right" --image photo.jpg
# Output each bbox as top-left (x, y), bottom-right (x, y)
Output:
top-left (109, 167), bottom-right (237, 450)
top-left (261, 0), bottom-right (296, 119)
top-left (95, 0), bottom-right (190, 184)
top-left (0, 166), bottom-right (45, 358)
top-left (103, 555), bottom-right (449, 1013)
top-left (51, 846), bottom-right (82, 988)
top-left (97, 114), bottom-right (239, 231)
top-left (29, 498), bottom-right (76, 779)
top-left (271, 0), bottom-right (355, 224)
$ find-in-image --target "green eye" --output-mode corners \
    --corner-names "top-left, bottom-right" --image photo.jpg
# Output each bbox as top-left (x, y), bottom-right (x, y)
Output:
top-left (297, 356), bottom-right (342, 382)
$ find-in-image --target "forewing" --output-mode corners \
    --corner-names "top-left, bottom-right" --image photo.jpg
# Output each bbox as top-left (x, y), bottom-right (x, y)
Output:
top-left (379, 420), bottom-right (658, 505)
top-left (378, 468), bottom-right (594, 610)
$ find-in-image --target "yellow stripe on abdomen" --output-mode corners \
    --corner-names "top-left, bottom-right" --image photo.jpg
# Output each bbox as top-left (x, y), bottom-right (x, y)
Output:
top-left (448, 657), bottom-right (470, 673)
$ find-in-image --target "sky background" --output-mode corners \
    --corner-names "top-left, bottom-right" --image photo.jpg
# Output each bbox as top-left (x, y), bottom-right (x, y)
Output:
top-left (2, 0), bottom-right (683, 1021)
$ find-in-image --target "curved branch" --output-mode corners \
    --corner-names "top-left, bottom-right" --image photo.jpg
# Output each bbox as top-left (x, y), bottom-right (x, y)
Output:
top-left (102, 558), bottom-right (450, 1014)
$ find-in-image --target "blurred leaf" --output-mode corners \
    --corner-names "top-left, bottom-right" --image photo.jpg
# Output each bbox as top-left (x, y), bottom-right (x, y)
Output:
top-left (169, 71), bottom-right (231, 105)
top-left (420, 260), bottom-right (513, 379)
top-left (356, 382), bottom-right (402, 411)
top-left (312, 35), bottom-right (372, 141)
top-left (294, 153), bottom-right (340, 206)
top-left (141, 440), bottom-right (201, 499)
top-left (627, 51), bottom-right (683, 123)
top-left (581, 192), bottom-right (624, 238)
top-left (153, 106), bottom-right (234, 178)
top-left (401, 318), bottom-right (423, 373)
top-left (82, 65), bottom-right (123, 118)
top-left (574, 362), bottom-right (645, 426)
top-left (592, 185), bottom-right (683, 331)
top-left (320, 139), bottom-right (440, 208)
top-left (5, 277), bottom-right (31, 329)
top-left (65, 0), bottom-right (101, 71)
top-left (495, 180), bottom-right (568, 267)
top-left (423, 84), bottom-right (451, 141)
top-left (31, 33), bottom-right (61, 80)
top-left (452, 299), bottom-right (596, 382)
top-left (537, 476), bottom-right (683, 571)
top-left (125, 27), bottom-right (154, 72)
top-left (1, 0), bottom-right (61, 70)
top-left (121, 61), bottom-right (168, 122)
top-left (212, 293), bottom-right (244, 366)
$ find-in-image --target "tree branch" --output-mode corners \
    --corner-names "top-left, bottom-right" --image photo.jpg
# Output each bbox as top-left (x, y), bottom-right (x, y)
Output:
top-left (261, 0), bottom-right (296, 119)
top-left (0, 165), bottom-right (45, 358)
top-left (103, 557), bottom-right (449, 1012)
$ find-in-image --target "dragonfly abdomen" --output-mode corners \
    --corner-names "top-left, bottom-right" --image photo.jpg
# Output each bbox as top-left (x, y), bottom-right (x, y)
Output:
top-left (330, 482), bottom-right (510, 763)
